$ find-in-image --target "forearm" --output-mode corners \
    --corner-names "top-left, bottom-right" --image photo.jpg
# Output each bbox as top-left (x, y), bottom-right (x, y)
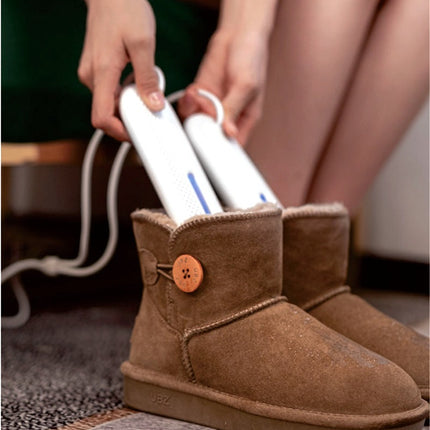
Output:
top-left (217, 0), bottom-right (278, 39)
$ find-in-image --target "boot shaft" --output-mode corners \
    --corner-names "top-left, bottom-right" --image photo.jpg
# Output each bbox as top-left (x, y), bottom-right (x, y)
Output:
top-left (282, 204), bottom-right (350, 310)
top-left (132, 205), bottom-right (283, 331)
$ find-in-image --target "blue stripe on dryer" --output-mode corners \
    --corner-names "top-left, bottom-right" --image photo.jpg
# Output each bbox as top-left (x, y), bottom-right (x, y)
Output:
top-left (187, 172), bottom-right (211, 214)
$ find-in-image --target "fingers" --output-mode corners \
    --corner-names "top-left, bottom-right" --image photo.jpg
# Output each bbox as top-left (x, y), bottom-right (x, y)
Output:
top-left (178, 31), bottom-right (228, 120)
top-left (91, 66), bottom-right (130, 142)
top-left (178, 80), bottom-right (262, 146)
top-left (178, 85), bottom-right (218, 120)
top-left (222, 77), bottom-right (259, 139)
top-left (177, 89), bottom-right (200, 119)
top-left (127, 36), bottom-right (164, 112)
top-left (77, 39), bottom-right (92, 90)
top-left (236, 101), bottom-right (263, 146)
top-left (78, 0), bottom-right (160, 140)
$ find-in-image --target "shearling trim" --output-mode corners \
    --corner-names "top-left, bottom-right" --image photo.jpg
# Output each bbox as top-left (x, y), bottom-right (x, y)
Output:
top-left (169, 203), bottom-right (281, 253)
top-left (131, 203), bottom-right (279, 230)
top-left (184, 202), bottom-right (279, 224)
top-left (282, 203), bottom-right (347, 220)
top-left (131, 209), bottom-right (177, 229)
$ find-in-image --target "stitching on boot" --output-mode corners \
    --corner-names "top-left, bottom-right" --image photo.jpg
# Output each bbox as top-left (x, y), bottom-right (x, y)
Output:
top-left (181, 338), bottom-right (196, 382)
top-left (181, 296), bottom-right (287, 383)
top-left (301, 286), bottom-right (351, 312)
top-left (165, 282), bottom-right (176, 327)
top-left (146, 293), bottom-right (192, 379)
top-left (282, 204), bottom-right (347, 221)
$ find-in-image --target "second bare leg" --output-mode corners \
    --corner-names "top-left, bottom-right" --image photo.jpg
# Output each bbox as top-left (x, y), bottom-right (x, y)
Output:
top-left (307, 0), bottom-right (429, 215)
top-left (246, 0), bottom-right (378, 206)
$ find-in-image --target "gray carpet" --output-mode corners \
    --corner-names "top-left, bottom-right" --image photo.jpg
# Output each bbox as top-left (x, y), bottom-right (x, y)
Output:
top-left (2, 291), bottom-right (428, 430)
top-left (2, 300), bottom-right (135, 430)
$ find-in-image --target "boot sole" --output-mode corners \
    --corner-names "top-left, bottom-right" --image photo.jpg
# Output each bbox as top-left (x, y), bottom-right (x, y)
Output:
top-left (122, 363), bottom-right (428, 430)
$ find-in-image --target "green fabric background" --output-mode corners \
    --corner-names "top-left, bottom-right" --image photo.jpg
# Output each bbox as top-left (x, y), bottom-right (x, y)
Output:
top-left (1, 0), bottom-right (218, 142)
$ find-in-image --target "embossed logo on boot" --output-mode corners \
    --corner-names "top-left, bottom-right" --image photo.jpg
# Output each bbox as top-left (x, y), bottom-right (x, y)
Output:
top-left (151, 393), bottom-right (171, 408)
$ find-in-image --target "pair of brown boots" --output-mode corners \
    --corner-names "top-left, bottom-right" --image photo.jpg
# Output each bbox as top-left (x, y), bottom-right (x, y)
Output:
top-left (121, 203), bottom-right (429, 429)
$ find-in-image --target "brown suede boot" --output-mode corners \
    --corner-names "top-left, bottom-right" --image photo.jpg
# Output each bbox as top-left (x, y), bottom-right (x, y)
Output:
top-left (122, 204), bottom-right (427, 429)
top-left (282, 203), bottom-right (430, 403)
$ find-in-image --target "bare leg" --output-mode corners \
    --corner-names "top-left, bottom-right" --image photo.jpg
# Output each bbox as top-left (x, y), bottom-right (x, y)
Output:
top-left (247, 0), bottom-right (379, 206)
top-left (307, 0), bottom-right (429, 215)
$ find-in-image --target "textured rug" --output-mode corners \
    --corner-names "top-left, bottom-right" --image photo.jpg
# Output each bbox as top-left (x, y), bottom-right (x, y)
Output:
top-left (2, 298), bottom-right (136, 430)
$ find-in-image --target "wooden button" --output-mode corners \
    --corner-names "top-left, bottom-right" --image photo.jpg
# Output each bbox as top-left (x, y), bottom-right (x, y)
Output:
top-left (172, 254), bottom-right (203, 293)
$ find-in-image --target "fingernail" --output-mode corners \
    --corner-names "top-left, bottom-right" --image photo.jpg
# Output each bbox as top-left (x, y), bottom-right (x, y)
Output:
top-left (147, 91), bottom-right (164, 111)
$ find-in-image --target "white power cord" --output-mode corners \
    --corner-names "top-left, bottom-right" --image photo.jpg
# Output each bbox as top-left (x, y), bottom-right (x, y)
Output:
top-left (2, 128), bottom-right (105, 285)
top-left (1, 70), bottom-right (224, 328)
top-left (2, 133), bottom-right (131, 328)
top-left (4, 277), bottom-right (31, 329)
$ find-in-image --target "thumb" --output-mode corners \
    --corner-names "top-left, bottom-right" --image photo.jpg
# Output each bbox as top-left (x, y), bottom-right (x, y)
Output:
top-left (222, 84), bottom-right (255, 138)
top-left (128, 41), bottom-right (164, 112)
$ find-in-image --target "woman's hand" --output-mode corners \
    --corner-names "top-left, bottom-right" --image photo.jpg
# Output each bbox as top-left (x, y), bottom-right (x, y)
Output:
top-left (78, 0), bottom-right (164, 141)
top-left (178, 0), bottom-right (278, 145)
